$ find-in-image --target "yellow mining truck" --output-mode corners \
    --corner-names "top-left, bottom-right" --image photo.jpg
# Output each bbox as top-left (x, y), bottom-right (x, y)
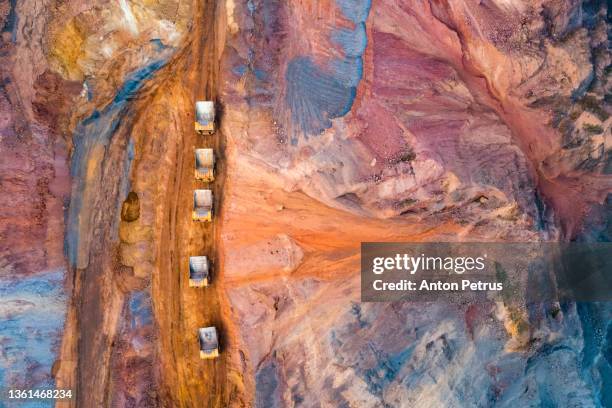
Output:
top-left (195, 148), bottom-right (214, 181)
top-left (195, 101), bottom-right (215, 134)
top-left (192, 189), bottom-right (213, 222)
top-left (198, 327), bottom-right (219, 359)
top-left (189, 256), bottom-right (211, 287)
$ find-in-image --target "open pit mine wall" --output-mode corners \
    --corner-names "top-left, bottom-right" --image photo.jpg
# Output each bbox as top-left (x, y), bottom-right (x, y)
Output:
top-left (0, 0), bottom-right (196, 403)
top-left (0, 0), bottom-right (610, 406)
top-left (220, 0), bottom-right (611, 406)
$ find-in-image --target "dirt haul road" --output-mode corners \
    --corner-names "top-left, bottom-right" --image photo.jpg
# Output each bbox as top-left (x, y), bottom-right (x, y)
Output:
top-left (54, 0), bottom-right (238, 405)
top-left (153, 0), bottom-right (235, 406)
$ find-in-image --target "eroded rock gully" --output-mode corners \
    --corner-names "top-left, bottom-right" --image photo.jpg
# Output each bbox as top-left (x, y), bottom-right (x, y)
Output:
top-left (0, 0), bottom-right (610, 407)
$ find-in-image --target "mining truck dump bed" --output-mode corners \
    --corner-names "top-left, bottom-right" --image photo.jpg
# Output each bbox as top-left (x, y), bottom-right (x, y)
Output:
top-left (195, 148), bottom-right (214, 181)
top-left (189, 256), bottom-right (210, 287)
top-left (195, 101), bottom-right (215, 134)
top-left (198, 327), bottom-right (219, 359)
top-left (192, 189), bottom-right (213, 222)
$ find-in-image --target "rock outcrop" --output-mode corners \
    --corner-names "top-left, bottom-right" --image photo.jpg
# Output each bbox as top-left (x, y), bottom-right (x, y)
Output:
top-left (218, 0), bottom-right (611, 406)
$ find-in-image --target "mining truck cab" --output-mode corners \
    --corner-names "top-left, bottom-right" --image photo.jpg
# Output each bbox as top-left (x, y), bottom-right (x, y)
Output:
top-left (195, 148), bottom-right (214, 182)
top-left (198, 327), bottom-right (219, 359)
top-left (195, 101), bottom-right (215, 135)
top-left (189, 256), bottom-right (210, 287)
top-left (192, 189), bottom-right (213, 222)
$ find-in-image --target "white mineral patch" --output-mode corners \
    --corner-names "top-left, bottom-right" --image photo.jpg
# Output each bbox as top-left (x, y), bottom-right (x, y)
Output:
top-left (119, 0), bottom-right (139, 35)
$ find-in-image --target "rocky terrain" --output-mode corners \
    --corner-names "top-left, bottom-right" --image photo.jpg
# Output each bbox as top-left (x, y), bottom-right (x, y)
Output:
top-left (0, 0), bottom-right (610, 407)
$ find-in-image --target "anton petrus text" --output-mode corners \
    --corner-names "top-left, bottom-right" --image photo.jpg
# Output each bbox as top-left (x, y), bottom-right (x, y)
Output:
top-left (370, 253), bottom-right (502, 293)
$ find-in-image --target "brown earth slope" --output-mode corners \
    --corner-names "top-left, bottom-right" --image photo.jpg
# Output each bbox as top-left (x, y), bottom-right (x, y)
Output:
top-left (54, 0), bottom-right (245, 406)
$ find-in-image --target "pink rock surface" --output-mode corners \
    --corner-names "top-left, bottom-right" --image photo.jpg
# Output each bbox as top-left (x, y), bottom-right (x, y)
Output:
top-left (217, 0), bottom-right (611, 405)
